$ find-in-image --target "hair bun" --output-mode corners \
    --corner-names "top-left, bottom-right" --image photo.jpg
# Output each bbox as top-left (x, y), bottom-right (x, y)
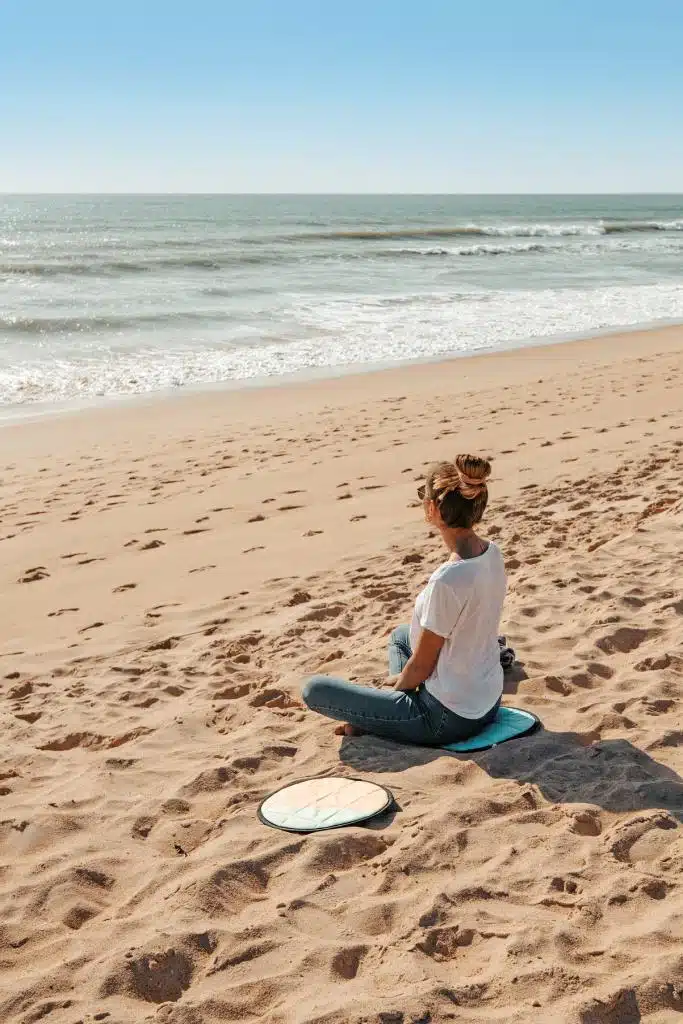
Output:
top-left (424, 456), bottom-right (490, 526)
top-left (455, 454), bottom-right (491, 499)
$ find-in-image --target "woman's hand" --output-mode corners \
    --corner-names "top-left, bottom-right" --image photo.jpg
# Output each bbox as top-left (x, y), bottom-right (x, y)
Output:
top-left (394, 677), bottom-right (420, 692)
top-left (386, 674), bottom-right (418, 691)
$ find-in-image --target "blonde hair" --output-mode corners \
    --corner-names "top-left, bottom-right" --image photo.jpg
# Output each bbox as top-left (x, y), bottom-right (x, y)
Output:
top-left (426, 454), bottom-right (491, 527)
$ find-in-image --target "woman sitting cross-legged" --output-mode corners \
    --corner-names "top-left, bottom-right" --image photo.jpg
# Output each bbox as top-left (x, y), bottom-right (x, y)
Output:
top-left (301, 454), bottom-right (506, 746)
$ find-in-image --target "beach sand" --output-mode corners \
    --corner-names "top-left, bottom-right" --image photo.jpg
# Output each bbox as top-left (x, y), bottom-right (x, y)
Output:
top-left (1, 325), bottom-right (682, 1024)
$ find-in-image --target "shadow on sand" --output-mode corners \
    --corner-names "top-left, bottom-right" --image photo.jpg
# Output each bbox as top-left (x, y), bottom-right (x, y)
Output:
top-left (339, 725), bottom-right (683, 823)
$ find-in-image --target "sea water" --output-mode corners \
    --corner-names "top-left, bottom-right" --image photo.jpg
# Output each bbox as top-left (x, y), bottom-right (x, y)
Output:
top-left (1, 194), bottom-right (682, 410)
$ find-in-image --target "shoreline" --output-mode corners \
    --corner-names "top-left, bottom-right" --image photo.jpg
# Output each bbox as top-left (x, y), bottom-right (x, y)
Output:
top-left (2, 315), bottom-right (683, 429)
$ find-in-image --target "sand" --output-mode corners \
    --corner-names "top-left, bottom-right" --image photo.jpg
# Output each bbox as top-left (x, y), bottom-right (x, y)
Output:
top-left (1, 324), bottom-right (682, 1024)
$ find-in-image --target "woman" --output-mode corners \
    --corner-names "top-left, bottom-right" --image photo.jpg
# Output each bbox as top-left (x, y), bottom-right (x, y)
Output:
top-left (302, 454), bottom-right (506, 746)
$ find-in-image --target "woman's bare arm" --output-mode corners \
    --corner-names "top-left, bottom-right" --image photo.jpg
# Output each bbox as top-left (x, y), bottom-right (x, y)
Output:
top-left (394, 628), bottom-right (445, 691)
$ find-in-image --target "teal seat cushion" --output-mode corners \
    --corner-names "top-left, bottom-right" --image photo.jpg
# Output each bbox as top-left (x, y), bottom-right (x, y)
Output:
top-left (442, 706), bottom-right (540, 752)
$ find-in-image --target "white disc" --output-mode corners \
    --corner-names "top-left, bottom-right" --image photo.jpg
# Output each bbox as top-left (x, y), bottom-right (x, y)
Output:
top-left (258, 776), bottom-right (393, 832)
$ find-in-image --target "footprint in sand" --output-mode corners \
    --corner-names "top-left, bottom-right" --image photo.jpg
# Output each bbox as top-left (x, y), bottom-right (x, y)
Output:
top-left (249, 688), bottom-right (298, 710)
top-left (18, 567), bottom-right (50, 583)
top-left (299, 603), bottom-right (345, 623)
top-left (596, 627), bottom-right (661, 655)
top-left (330, 946), bottom-right (368, 980)
top-left (113, 583), bottom-right (137, 593)
top-left (39, 728), bottom-right (152, 752)
top-left (213, 682), bottom-right (251, 700)
top-left (141, 539), bottom-right (165, 550)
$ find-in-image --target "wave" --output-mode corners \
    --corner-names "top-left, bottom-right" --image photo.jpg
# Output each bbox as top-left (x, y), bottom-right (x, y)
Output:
top-left (0, 239), bottom-right (603, 281)
top-left (0, 253), bottom-right (276, 278)
top-left (372, 241), bottom-right (551, 258)
top-left (282, 224), bottom-right (596, 241)
top-left (0, 310), bottom-right (235, 335)
top-left (603, 219), bottom-right (683, 233)
top-left (282, 219), bottom-right (683, 242)
top-left (0, 243), bottom-right (544, 277)
top-left (199, 284), bottom-right (274, 297)
top-left (0, 244), bottom-right (537, 277)
top-left (378, 235), bottom-right (683, 259)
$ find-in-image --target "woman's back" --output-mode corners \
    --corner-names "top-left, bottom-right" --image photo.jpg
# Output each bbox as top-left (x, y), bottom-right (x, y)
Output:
top-left (410, 542), bottom-right (506, 718)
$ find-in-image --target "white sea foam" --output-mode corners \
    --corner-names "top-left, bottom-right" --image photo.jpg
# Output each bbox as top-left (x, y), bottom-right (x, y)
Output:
top-left (478, 222), bottom-right (602, 237)
top-left (2, 282), bottom-right (682, 406)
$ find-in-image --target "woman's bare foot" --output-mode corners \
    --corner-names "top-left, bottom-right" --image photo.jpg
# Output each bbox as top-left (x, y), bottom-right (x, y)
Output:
top-left (334, 723), bottom-right (366, 737)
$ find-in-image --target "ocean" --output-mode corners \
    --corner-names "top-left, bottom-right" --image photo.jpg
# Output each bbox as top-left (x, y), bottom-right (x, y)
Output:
top-left (1, 194), bottom-right (682, 411)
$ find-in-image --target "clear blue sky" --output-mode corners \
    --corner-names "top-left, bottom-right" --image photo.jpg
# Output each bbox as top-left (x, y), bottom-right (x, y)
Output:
top-left (1, 0), bottom-right (682, 192)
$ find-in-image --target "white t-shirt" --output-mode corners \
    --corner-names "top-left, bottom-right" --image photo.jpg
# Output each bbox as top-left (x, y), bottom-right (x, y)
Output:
top-left (409, 542), bottom-right (506, 718)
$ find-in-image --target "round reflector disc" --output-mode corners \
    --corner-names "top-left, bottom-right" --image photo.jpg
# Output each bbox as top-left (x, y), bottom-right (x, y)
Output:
top-left (258, 776), bottom-right (393, 833)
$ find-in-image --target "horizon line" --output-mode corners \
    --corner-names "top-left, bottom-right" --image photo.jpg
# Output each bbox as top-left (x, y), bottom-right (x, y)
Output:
top-left (2, 191), bottom-right (683, 198)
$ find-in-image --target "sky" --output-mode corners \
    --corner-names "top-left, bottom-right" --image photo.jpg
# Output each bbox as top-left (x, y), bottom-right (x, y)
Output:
top-left (1, 0), bottom-right (682, 193)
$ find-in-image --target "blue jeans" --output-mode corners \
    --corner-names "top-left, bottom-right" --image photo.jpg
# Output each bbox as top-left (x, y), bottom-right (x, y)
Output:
top-left (302, 625), bottom-right (501, 746)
